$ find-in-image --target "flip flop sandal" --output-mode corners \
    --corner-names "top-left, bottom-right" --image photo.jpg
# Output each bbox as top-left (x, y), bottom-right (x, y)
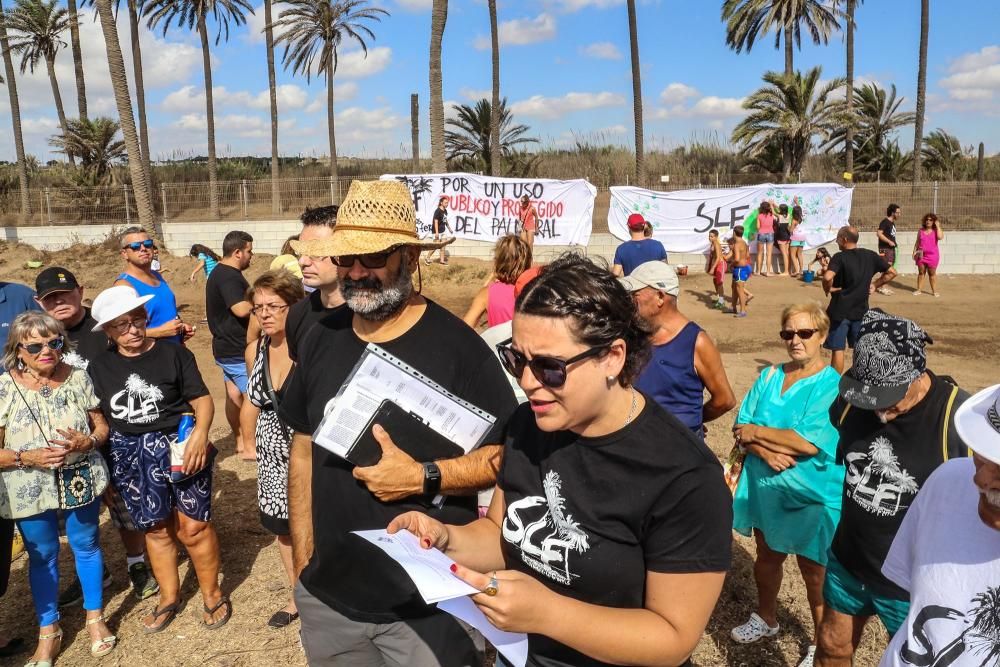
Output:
top-left (267, 610), bottom-right (299, 628)
top-left (142, 603), bottom-right (179, 634)
top-left (204, 595), bottom-right (232, 630)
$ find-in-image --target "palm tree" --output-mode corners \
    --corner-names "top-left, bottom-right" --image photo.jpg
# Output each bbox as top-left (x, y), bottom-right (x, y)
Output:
top-left (429, 0), bottom-right (447, 172)
top-left (66, 0), bottom-right (86, 120)
top-left (722, 0), bottom-right (842, 77)
top-left (272, 0), bottom-right (388, 201)
top-left (842, 0), bottom-right (860, 173)
top-left (487, 0), bottom-right (499, 177)
top-left (0, 0), bottom-right (31, 221)
top-left (264, 0), bottom-right (279, 212)
top-left (732, 66), bottom-right (847, 181)
top-left (444, 98), bottom-right (537, 174)
top-left (93, 0), bottom-right (155, 228)
top-left (968, 586), bottom-right (1000, 664)
top-left (49, 117), bottom-right (126, 182)
top-left (911, 0), bottom-right (928, 185)
top-left (145, 0), bottom-right (254, 220)
top-left (626, 0), bottom-right (643, 185)
top-left (824, 83), bottom-right (916, 175)
top-left (920, 129), bottom-right (965, 181)
top-left (5, 0), bottom-right (75, 165)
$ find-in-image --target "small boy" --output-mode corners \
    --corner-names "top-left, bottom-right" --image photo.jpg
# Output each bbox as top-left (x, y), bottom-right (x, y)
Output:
top-left (724, 226), bottom-right (753, 317)
top-left (707, 230), bottom-right (727, 309)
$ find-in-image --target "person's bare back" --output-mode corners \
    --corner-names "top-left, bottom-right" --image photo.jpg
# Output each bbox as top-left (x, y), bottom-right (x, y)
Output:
top-left (732, 237), bottom-right (749, 267)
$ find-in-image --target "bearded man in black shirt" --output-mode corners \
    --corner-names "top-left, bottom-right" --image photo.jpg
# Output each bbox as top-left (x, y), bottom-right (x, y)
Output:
top-left (815, 309), bottom-right (969, 667)
top-left (282, 180), bottom-right (517, 666)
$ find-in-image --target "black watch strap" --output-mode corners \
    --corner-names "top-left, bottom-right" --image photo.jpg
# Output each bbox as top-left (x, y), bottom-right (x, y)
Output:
top-left (422, 461), bottom-right (442, 497)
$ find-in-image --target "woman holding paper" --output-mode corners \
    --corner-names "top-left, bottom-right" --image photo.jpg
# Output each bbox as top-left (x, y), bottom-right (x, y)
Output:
top-left (87, 286), bottom-right (228, 634)
top-left (389, 253), bottom-right (732, 667)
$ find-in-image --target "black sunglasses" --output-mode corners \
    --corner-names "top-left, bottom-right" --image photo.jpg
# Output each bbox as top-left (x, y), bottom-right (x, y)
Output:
top-left (123, 239), bottom-right (155, 251)
top-left (496, 338), bottom-right (608, 389)
top-left (20, 336), bottom-right (65, 355)
top-left (779, 328), bottom-right (819, 341)
top-left (330, 246), bottom-right (401, 269)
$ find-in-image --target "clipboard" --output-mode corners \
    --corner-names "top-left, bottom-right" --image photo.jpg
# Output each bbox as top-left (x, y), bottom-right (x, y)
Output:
top-left (347, 399), bottom-right (464, 467)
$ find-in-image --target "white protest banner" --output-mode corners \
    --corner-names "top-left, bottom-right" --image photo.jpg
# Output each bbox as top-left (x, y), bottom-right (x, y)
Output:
top-left (609, 183), bottom-right (854, 253)
top-left (381, 173), bottom-right (596, 246)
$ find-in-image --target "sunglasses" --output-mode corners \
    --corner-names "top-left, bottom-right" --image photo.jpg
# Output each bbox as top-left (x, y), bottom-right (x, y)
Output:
top-left (779, 328), bottom-right (819, 341)
top-left (496, 338), bottom-right (608, 389)
top-left (20, 336), bottom-right (65, 355)
top-left (331, 247), bottom-right (401, 269)
top-left (123, 239), bottom-right (155, 251)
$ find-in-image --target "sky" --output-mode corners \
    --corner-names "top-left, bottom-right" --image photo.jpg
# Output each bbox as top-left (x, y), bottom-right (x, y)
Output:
top-left (1, 0), bottom-right (998, 164)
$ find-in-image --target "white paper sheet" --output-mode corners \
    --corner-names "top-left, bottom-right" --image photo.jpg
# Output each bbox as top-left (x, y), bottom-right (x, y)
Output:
top-left (437, 596), bottom-right (528, 667)
top-left (352, 530), bottom-right (479, 604)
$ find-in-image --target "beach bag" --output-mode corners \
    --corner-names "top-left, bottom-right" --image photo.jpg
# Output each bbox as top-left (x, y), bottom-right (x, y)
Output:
top-left (57, 460), bottom-right (96, 509)
top-left (723, 442), bottom-right (746, 495)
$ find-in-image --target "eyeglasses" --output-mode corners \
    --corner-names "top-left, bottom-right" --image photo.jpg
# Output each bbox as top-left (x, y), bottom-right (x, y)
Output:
top-left (251, 303), bottom-right (289, 316)
top-left (123, 239), bottom-right (155, 251)
top-left (20, 337), bottom-right (65, 355)
top-left (331, 247), bottom-right (401, 269)
top-left (496, 338), bottom-right (608, 389)
top-left (779, 329), bottom-right (819, 341)
top-left (107, 316), bottom-right (147, 334)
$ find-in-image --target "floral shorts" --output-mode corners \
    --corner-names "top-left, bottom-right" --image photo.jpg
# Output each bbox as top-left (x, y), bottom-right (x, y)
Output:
top-left (108, 430), bottom-right (213, 531)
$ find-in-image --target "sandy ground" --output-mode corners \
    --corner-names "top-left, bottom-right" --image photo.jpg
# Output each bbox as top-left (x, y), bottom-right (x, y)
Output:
top-left (0, 240), bottom-right (995, 667)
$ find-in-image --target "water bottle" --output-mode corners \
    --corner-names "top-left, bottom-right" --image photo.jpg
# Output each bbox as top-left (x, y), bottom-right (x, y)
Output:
top-left (170, 413), bottom-right (196, 482)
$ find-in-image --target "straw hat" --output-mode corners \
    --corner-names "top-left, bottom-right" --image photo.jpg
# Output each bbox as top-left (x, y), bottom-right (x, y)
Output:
top-left (290, 180), bottom-right (453, 257)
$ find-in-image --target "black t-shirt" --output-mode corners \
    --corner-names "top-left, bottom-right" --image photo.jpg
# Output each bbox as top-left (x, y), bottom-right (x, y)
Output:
top-left (285, 290), bottom-right (348, 362)
top-left (278, 300), bottom-right (518, 623)
top-left (878, 218), bottom-right (897, 250)
top-left (499, 398), bottom-right (732, 667)
top-left (205, 263), bottom-right (249, 359)
top-left (826, 248), bottom-right (890, 321)
top-left (88, 341), bottom-right (210, 434)
top-left (432, 207), bottom-right (448, 235)
top-left (64, 308), bottom-right (111, 370)
top-left (830, 372), bottom-right (969, 599)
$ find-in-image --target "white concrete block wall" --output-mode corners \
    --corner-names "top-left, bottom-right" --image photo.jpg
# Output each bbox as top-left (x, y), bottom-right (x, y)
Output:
top-left (161, 221), bottom-right (302, 256)
top-left (0, 224), bottom-right (120, 249)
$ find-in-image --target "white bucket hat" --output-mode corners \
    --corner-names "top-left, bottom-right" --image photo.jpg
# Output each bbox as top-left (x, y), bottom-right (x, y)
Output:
top-left (955, 384), bottom-right (1000, 464)
top-left (91, 285), bottom-right (153, 332)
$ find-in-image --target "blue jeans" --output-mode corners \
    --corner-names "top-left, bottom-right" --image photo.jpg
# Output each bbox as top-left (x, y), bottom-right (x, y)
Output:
top-left (16, 502), bottom-right (104, 626)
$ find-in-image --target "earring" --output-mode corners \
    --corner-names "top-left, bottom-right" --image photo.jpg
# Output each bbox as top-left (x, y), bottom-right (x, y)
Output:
top-left (606, 375), bottom-right (616, 386)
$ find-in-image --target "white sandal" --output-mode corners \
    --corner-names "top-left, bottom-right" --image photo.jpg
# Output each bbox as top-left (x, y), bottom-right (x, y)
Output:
top-left (798, 645), bottom-right (817, 667)
top-left (730, 612), bottom-right (779, 644)
top-left (85, 616), bottom-right (116, 658)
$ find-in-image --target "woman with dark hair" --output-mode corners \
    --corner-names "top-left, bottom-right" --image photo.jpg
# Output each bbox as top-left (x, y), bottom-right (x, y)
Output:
top-left (389, 254), bottom-right (732, 666)
top-left (775, 203), bottom-right (791, 276)
top-left (912, 213), bottom-right (943, 297)
top-left (788, 205), bottom-right (807, 276)
top-left (463, 235), bottom-right (533, 329)
top-left (188, 244), bottom-right (221, 283)
top-left (754, 201), bottom-right (776, 276)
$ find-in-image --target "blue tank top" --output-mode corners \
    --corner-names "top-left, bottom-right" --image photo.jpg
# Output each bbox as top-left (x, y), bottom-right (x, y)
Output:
top-left (635, 321), bottom-right (705, 435)
top-left (198, 252), bottom-right (218, 277)
top-left (116, 271), bottom-right (182, 344)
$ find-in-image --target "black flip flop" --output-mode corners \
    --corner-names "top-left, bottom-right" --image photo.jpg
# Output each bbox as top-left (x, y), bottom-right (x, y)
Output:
top-left (267, 610), bottom-right (299, 628)
top-left (204, 595), bottom-right (232, 630)
top-left (143, 603), bottom-right (179, 634)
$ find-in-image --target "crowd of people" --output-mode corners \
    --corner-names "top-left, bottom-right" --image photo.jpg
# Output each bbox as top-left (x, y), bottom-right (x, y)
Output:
top-left (0, 179), bottom-right (994, 667)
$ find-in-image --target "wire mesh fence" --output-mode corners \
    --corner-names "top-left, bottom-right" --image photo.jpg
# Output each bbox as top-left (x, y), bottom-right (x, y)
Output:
top-left (2, 176), bottom-right (999, 231)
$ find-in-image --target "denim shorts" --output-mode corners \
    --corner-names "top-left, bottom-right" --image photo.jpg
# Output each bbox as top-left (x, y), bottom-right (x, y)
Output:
top-left (757, 232), bottom-right (774, 243)
top-left (824, 319), bottom-right (863, 351)
top-left (215, 356), bottom-right (248, 394)
top-left (823, 552), bottom-right (909, 636)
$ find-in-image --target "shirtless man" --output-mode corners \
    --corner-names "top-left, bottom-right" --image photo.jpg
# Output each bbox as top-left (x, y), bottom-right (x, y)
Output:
top-left (707, 230), bottom-right (727, 309)
top-left (725, 225), bottom-right (753, 318)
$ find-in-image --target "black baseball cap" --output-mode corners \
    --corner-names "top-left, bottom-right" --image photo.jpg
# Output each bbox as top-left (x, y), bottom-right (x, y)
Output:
top-left (35, 267), bottom-right (80, 299)
top-left (839, 309), bottom-right (932, 410)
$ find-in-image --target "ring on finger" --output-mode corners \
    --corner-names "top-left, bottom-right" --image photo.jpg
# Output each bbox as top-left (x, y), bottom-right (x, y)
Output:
top-left (484, 572), bottom-right (499, 597)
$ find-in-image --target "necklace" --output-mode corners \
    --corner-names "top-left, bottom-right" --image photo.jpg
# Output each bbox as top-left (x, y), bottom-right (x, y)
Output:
top-left (623, 387), bottom-right (638, 426)
top-left (24, 368), bottom-right (53, 398)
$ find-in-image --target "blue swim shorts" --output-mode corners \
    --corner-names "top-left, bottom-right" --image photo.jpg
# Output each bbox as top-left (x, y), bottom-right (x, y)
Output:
top-left (732, 265), bottom-right (752, 283)
top-left (215, 356), bottom-right (248, 394)
top-left (824, 319), bottom-right (863, 352)
top-left (823, 552), bottom-right (909, 636)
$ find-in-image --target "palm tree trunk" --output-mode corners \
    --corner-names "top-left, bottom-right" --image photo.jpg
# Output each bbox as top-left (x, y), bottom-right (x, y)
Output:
top-left (911, 0), bottom-right (928, 187)
top-left (326, 58), bottom-right (339, 203)
top-left (128, 0), bottom-right (152, 197)
top-left (488, 0), bottom-right (500, 177)
top-left (429, 0), bottom-right (447, 172)
top-left (66, 0), bottom-right (87, 121)
top-left (197, 15), bottom-right (220, 220)
top-left (844, 0), bottom-right (855, 175)
top-left (784, 25), bottom-right (793, 76)
top-left (626, 0), bottom-right (643, 186)
top-left (410, 93), bottom-right (419, 172)
top-left (0, 1), bottom-right (31, 222)
top-left (45, 53), bottom-right (75, 166)
top-left (94, 0), bottom-right (154, 230)
top-left (264, 0), bottom-right (280, 214)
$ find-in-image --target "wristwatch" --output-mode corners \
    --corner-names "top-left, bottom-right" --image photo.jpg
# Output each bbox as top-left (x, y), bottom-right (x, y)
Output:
top-left (422, 461), bottom-right (442, 497)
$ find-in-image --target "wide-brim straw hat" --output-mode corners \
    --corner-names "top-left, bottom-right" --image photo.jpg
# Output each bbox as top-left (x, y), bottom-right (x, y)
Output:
top-left (290, 180), bottom-right (454, 257)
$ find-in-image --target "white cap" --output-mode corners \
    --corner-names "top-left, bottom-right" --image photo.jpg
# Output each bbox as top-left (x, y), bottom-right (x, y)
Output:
top-left (618, 261), bottom-right (680, 297)
top-left (955, 384), bottom-right (1000, 464)
top-left (91, 285), bottom-right (153, 332)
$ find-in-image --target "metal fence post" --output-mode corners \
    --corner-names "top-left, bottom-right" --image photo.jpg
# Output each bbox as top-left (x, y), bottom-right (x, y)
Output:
top-left (932, 181), bottom-right (939, 214)
top-left (241, 179), bottom-right (248, 220)
top-left (329, 176), bottom-right (335, 206)
top-left (44, 188), bottom-right (52, 224)
top-left (39, 191), bottom-right (45, 225)
top-left (161, 184), bottom-right (168, 222)
top-left (124, 184), bottom-right (132, 225)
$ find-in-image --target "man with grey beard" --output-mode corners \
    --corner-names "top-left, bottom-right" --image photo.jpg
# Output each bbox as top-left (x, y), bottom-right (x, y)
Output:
top-left (815, 309), bottom-right (970, 667)
top-left (279, 180), bottom-right (515, 666)
top-left (872, 383), bottom-right (1000, 667)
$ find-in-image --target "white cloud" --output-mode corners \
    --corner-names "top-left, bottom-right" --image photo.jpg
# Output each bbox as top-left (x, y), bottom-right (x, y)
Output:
top-left (660, 83), bottom-right (699, 105)
top-left (474, 14), bottom-right (556, 50)
top-left (597, 124), bottom-right (627, 134)
top-left (556, 0), bottom-right (622, 11)
top-left (304, 82), bottom-right (359, 114)
top-left (19, 117), bottom-right (61, 135)
top-left (511, 91), bottom-right (626, 119)
top-left (161, 83), bottom-right (309, 113)
top-left (580, 41), bottom-right (622, 60)
top-left (940, 46), bottom-right (1000, 104)
top-left (948, 46), bottom-right (1000, 74)
top-left (654, 92), bottom-right (746, 120)
top-left (460, 87), bottom-right (491, 101)
top-left (336, 47), bottom-right (392, 78)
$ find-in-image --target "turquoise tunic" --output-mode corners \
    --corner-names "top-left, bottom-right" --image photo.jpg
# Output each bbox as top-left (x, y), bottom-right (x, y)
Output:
top-left (733, 364), bottom-right (844, 565)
